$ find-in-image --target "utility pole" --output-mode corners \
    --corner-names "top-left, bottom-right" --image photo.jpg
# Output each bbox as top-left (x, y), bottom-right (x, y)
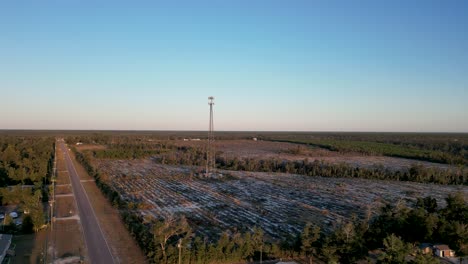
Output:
top-left (260, 242), bottom-right (263, 264)
top-left (50, 141), bottom-right (56, 231)
top-left (49, 179), bottom-right (55, 230)
top-left (177, 238), bottom-right (182, 264)
top-left (1, 215), bottom-right (5, 232)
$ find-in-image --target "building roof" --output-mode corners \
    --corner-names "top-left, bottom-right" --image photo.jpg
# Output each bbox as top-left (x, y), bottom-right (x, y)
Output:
top-left (434, 244), bottom-right (451, 250)
top-left (419, 243), bottom-right (432, 249)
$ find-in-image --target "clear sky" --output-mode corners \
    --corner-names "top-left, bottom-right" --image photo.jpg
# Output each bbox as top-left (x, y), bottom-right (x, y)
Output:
top-left (1, 0), bottom-right (467, 132)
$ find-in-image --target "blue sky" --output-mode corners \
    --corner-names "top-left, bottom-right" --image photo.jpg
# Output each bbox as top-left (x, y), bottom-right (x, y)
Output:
top-left (1, 1), bottom-right (467, 132)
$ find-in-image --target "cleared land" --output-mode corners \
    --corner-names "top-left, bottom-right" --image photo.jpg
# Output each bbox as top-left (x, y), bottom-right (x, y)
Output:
top-left (76, 144), bottom-right (107, 151)
top-left (96, 158), bottom-right (467, 240)
top-left (174, 140), bottom-right (452, 170)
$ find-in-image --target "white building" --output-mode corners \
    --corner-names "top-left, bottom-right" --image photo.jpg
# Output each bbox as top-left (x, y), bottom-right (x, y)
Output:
top-left (433, 244), bottom-right (455, 258)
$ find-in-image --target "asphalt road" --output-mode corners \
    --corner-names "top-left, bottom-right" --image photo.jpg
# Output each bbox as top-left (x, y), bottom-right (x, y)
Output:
top-left (59, 141), bottom-right (115, 264)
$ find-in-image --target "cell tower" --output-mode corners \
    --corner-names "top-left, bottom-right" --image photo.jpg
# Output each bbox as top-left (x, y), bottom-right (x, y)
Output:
top-left (206, 96), bottom-right (215, 176)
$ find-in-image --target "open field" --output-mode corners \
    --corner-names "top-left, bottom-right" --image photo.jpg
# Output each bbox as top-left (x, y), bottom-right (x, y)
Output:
top-left (96, 158), bottom-right (467, 240)
top-left (173, 139), bottom-right (452, 171)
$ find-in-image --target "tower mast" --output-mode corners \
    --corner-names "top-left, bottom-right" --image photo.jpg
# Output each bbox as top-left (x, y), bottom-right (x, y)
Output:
top-left (206, 96), bottom-right (215, 176)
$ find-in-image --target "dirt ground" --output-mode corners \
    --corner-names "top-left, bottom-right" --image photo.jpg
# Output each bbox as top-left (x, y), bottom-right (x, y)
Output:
top-left (51, 219), bottom-right (86, 262)
top-left (68, 148), bottom-right (147, 264)
top-left (55, 185), bottom-right (72, 195)
top-left (55, 150), bottom-right (71, 185)
top-left (55, 196), bottom-right (76, 218)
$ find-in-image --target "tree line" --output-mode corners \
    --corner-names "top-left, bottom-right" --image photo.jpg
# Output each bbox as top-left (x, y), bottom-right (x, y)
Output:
top-left (92, 143), bottom-right (171, 159)
top-left (266, 132), bottom-right (468, 166)
top-left (156, 147), bottom-right (467, 185)
top-left (64, 132), bottom-right (468, 166)
top-left (269, 138), bottom-right (467, 165)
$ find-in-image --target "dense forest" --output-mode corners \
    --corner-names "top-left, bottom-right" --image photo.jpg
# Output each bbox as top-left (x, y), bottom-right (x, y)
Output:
top-left (266, 133), bottom-right (468, 165)
top-left (0, 136), bottom-right (54, 186)
top-left (0, 136), bottom-right (55, 232)
top-left (73, 148), bottom-right (468, 263)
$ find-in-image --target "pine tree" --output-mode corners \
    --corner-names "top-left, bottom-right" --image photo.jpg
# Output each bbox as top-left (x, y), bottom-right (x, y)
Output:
top-left (300, 223), bottom-right (320, 264)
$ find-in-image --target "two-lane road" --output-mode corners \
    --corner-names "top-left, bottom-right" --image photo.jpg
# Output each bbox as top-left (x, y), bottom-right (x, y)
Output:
top-left (59, 141), bottom-right (115, 264)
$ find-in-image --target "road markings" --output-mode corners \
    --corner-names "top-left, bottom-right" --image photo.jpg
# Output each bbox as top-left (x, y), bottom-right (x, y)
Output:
top-left (55, 193), bottom-right (74, 197)
top-left (55, 215), bottom-right (81, 221)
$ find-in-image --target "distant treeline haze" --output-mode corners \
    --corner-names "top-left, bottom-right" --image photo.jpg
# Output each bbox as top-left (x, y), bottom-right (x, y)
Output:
top-left (65, 132), bottom-right (468, 165)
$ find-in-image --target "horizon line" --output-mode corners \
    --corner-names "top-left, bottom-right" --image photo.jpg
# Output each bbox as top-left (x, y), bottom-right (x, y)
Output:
top-left (0, 129), bottom-right (467, 134)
